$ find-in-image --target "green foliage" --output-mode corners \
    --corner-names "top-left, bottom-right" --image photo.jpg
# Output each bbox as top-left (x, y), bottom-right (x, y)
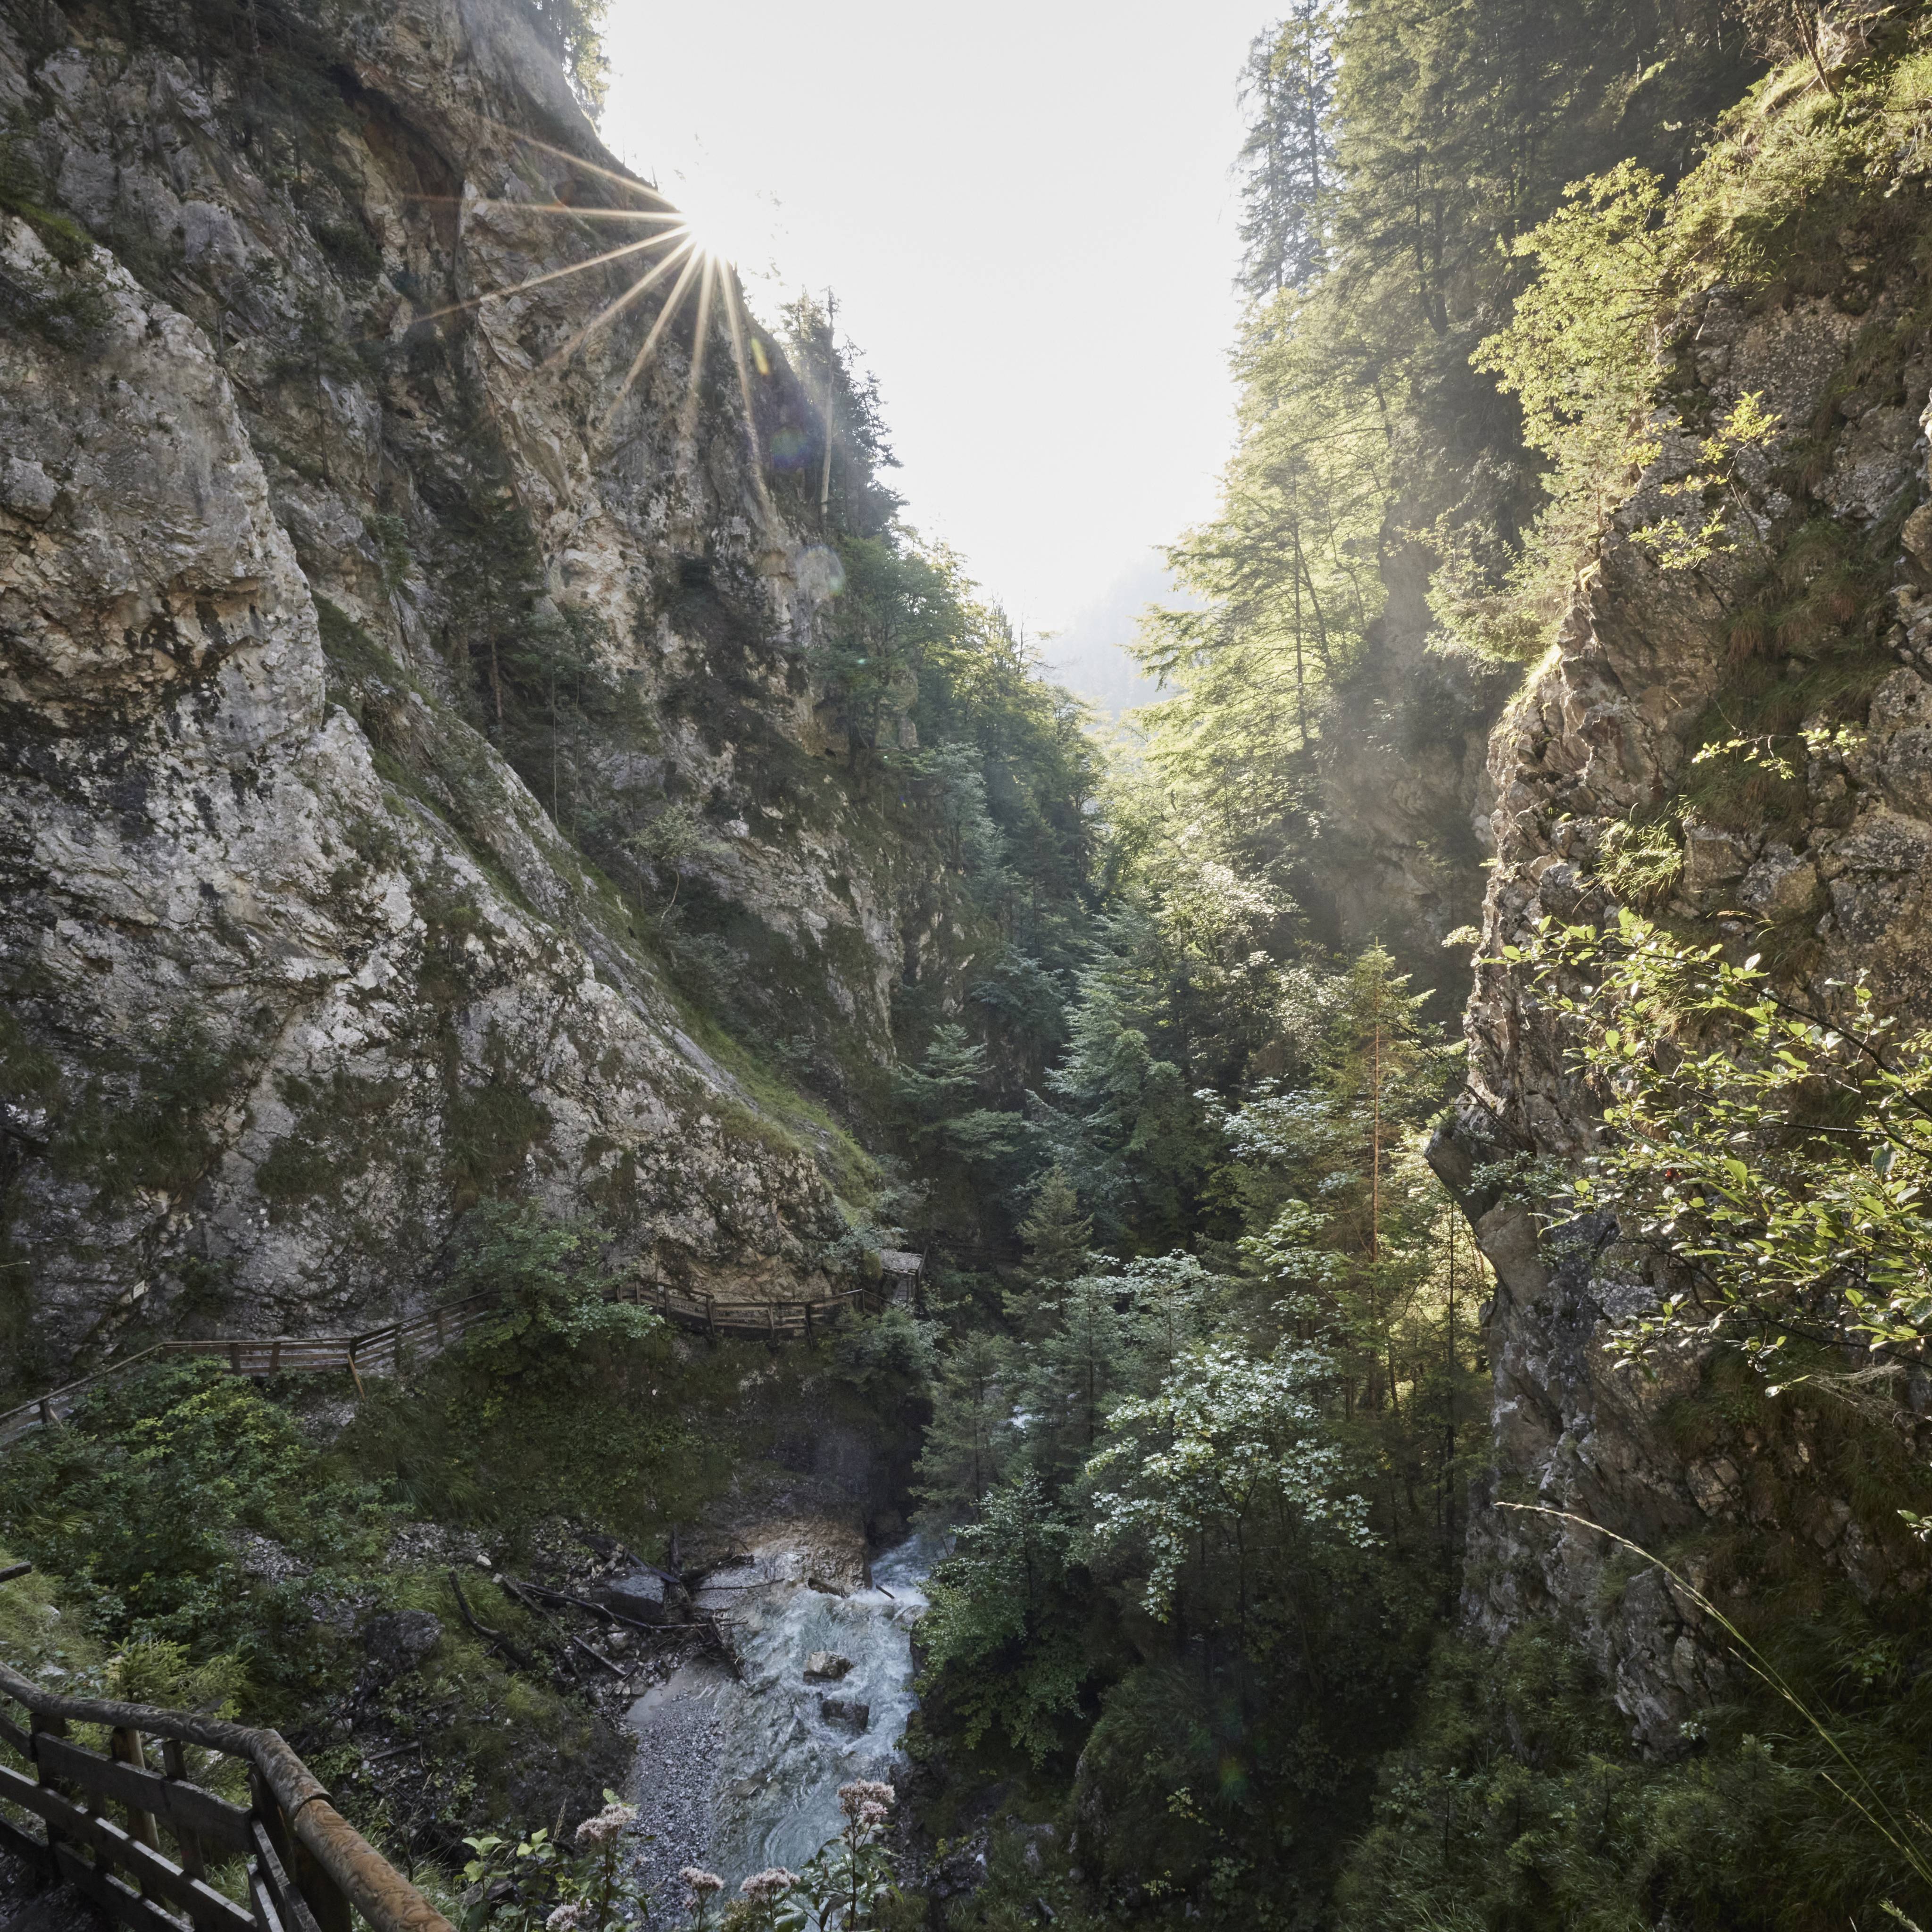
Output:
top-left (451, 1203), bottom-right (657, 1357)
top-left (1464, 162), bottom-right (1673, 649)
top-left (1339, 1614), bottom-right (1932, 1932)
top-left (0, 124), bottom-right (109, 348)
top-left (914, 1331), bottom-right (1015, 1527)
top-left (1138, 0), bottom-right (1756, 833)
top-left (1039, 905), bottom-right (1223, 1245)
top-left (1016, 1166), bottom-right (1094, 1289)
top-left (916, 933), bottom-right (1485, 1912)
top-left (1087, 1343), bottom-right (1369, 1621)
top-left (516, 0), bottom-right (610, 114)
top-left (459, 1796), bottom-right (643, 1932)
top-left (828, 1304), bottom-right (940, 1423)
top-left (0, 1360), bottom-right (390, 1671)
top-left (1236, 5), bottom-right (1336, 300)
top-left (43, 1022), bottom-right (247, 1208)
top-left (892, 1024), bottom-right (1030, 1233)
top-left (0, 1546), bottom-right (107, 1689)
top-left (918, 1477), bottom-right (1089, 1766)
top-left (777, 1779), bottom-right (906, 1932)
top-left (1454, 15), bottom-right (1932, 651)
top-left (443, 1082), bottom-right (556, 1213)
top-left (1594, 816), bottom-right (1685, 910)
top-left (1516, 912), bottom-right (1932, 1370)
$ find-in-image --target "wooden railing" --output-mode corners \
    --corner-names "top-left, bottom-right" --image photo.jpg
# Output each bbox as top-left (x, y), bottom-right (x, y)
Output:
top-left (0, 1295), bottom-right (500, 1450)
top-left (629, 1279), bottom-right (894, 1341)
top-left (0, 1277), bottom-right (904, 1451)
top-left (0, 1660), bottom-right (450, 1932)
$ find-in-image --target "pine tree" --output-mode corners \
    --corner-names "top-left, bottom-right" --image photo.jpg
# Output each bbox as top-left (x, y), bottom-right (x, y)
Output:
top-left (1236, 4), bottom-right (1337, 300)
top-left (913, 1332), bottom-right (1014, 1527)
top-left (1019, 1167), bottom-right (1093, 1288)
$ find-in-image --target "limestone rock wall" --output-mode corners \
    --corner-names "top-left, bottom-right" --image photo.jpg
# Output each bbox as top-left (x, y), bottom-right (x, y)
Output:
top-left (0, 0), bottom-right (923, 1377)
top-left (1435, 241), bottom-right (1932, 1743)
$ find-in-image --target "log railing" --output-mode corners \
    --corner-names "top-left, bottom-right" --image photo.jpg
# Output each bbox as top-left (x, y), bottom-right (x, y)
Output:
top-left (0, 1661), bottom-right (450, 1932)
top-left (0, 1294), bottom-right (500, 1450)
top-left (0, 1277), bottom-right (903, 1451)
top-left (627, 1279), bottom-right (893, 1342)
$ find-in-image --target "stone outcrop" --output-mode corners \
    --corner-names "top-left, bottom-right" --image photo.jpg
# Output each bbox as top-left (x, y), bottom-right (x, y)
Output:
top-left (1435, 241), bottom-right (1932, 1742)
top-left (0, 0), bottom-right (932, 1378)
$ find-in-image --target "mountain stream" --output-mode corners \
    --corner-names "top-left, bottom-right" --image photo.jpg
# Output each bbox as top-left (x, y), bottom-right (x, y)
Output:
top-left (625, 1537), bottom-right (934, 1899)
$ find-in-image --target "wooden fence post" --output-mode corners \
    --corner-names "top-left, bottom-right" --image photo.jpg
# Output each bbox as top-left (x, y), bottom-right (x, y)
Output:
top-left (706, 1297), bottom-right (716, 1343)
top-left (160, 1737), bottom-right (207, 1878)
top-left (805, 1302), bottom-right (815, 1349)
top-left (29, 1712), bottom-right (71, 1855)
top-left (110, 1727), bottom-right (163, 1856)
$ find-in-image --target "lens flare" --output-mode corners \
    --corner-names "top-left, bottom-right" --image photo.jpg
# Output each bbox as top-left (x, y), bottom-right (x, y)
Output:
top-left (796, 545), bottom-right (846, 600)
top-left (419, 123), bottom-right (808, 524)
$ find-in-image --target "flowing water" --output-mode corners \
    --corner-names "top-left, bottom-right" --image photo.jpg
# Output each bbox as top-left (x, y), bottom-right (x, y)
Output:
top-left (625, 1536), bottom-right (936, 1893)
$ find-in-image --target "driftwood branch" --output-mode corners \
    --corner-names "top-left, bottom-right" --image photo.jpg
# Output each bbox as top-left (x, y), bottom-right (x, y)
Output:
top-left (507, 1578), bottom-right (664, 1634)
top-left (497, 1578), bottom-right (582, 1682)
top-left (445, 1571), bottom-right (535, 1673)
top-left (568, 1637), bottom-right (628, 1681)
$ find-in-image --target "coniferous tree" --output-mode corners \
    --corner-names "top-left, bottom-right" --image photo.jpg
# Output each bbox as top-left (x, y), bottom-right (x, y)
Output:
top-left (1236, 4), bottom-right (1337, 299)
top-left (913, 1331), bottom-right (1014, 1527)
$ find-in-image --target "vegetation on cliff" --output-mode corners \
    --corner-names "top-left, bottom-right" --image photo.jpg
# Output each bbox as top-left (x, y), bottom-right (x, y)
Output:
top-left (894, 6), bottom-right (1932, 1931)
top-left (12, 2), bottom-right (1932, 1931)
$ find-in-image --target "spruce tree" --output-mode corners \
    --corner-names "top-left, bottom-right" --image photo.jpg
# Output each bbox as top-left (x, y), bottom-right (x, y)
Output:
top-left (1236, 4), bottom-right (1337, 300)
top-left (1018, 1166), bottom-right (1093, 1287)
top-left (913, 1331), bottom-right (1013, 1527)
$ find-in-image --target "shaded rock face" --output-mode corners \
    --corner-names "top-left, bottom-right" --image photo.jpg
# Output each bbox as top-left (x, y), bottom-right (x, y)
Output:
top-left (0, 0), bottom-right (920, 1376)
top-left (1437, 258), bottom-right (1932, 1747)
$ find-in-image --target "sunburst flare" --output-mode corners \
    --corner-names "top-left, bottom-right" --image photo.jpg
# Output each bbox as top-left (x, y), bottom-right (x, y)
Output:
top-left (409, 123), bottom-right (797, 514)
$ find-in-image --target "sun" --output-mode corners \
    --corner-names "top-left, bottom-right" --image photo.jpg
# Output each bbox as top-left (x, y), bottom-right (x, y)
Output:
top-left (421, 127), bottom-right (794, 512)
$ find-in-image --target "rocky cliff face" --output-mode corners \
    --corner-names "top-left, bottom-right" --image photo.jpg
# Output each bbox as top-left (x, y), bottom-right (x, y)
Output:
top-left (0, 0), bottom-right (931, 1379)
top-left (1435, 89), bottom-right (1932, 1745)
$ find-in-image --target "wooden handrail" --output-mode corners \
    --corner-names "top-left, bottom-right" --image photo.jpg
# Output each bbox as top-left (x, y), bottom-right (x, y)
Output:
top-left (0, 1278), bottom-right (900, 1449)
top-left (0, 1661), bottom-right (450, 1932)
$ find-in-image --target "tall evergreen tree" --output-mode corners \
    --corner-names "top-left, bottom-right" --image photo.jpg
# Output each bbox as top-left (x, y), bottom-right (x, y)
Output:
top-left (913, 1332), bottom-right (1014, 1527)
top-left (1236, 4), bottom-right (1338, 298)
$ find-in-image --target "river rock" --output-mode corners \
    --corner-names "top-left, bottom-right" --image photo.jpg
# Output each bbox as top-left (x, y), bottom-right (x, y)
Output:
top-left (362, 1610), bottom-right (441, 1676)
top-left (818, 1696), bottom-right (869, 1731)
top-left (602, 1571), bottom-right (683, 1625)
top-left (803, 1650), bottom-right (853, 1682)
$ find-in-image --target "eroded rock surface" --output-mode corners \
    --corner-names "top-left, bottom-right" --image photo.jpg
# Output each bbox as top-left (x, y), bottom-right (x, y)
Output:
top-left (0, 0), bottom-right (942, 1374)
top-left (1439, 263), bottom-right (1932, 1745)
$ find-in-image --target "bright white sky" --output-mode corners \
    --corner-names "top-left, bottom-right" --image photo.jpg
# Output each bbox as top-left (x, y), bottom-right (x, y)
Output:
top-left (598, 1), bottom-right (1263, 643)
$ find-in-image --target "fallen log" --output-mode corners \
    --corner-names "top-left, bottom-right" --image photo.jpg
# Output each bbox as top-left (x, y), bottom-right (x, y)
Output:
top-left (446, 1570), bottom-right (537, 1673)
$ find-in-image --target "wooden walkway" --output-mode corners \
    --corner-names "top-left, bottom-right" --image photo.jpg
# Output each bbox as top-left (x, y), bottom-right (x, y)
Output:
top-left (0, 1657), bottom-right (450, 1932)
top-left (0, 1278), bottom-right (899, 1450)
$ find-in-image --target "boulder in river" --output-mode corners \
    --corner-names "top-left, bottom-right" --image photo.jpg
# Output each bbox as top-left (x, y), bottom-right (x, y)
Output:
top-left (803, 1650), bottom-right (853, 1682)
top-left (818, 1696), bottom-right (870, 1731)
